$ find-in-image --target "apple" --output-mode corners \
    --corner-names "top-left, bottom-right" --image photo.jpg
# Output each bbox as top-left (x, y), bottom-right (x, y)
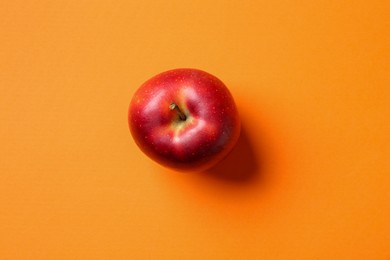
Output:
top-left (128, 68), bottom-right (240, 172)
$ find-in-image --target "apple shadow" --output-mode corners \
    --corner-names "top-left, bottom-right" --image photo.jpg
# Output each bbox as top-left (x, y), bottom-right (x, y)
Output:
top-left (202, 125), bottom-right (260, 184)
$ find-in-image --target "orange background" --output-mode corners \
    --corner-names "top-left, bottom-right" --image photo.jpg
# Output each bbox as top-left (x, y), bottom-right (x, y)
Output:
top-left (1, 0), bottom-right (389, 259)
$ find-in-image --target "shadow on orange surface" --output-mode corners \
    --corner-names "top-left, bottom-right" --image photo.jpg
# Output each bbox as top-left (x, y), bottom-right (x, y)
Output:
top-left (203, 125), bottom-right (260, 184)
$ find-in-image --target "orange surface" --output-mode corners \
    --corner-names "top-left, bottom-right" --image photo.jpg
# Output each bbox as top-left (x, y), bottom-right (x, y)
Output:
top-left (0, 0), bottom-right (389, 259)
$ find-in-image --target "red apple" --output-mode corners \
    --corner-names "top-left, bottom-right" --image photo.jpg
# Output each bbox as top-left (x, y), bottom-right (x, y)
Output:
top-left (128, 68), bottom-right (240, 172)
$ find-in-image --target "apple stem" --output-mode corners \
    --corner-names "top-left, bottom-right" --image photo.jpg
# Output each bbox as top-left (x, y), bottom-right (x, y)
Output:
top-left (169, 103), bottom-right (187, 121)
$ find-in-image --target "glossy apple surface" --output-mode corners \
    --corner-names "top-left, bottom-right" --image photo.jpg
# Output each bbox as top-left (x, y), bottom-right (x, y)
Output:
top-left (128, 68), bottom-right (240, 172)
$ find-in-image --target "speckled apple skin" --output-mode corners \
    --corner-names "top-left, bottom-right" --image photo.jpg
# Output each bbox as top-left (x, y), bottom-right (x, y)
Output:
top-left (128, 68), bottom-right (240, 172)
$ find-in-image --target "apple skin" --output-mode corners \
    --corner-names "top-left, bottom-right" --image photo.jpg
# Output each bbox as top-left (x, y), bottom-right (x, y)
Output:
top-left (128, 68), bottom-right (240, 172)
